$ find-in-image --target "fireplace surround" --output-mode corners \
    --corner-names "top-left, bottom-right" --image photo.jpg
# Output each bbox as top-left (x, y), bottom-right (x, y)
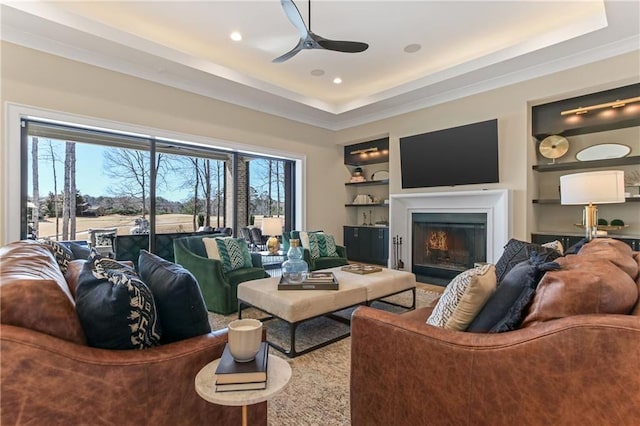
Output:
top-left (389, 189), bottom-right (510, 284)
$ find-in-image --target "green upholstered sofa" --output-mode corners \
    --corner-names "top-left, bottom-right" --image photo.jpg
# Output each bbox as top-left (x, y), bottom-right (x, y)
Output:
top-left (115, 231), bottom-right (222, 269)
top-left (282, 230), bottom-right (348, 271)
top-left (173, 235), bottom-right (269, 315)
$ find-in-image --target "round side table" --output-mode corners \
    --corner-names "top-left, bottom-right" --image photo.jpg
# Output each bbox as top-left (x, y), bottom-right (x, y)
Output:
top-left (195, 354), bottom-right (292, 426)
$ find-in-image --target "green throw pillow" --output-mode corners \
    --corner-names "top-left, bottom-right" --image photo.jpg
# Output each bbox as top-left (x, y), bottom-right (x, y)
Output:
top-left (215, 238), bottom-right (253, 273)
top-left (307, 233), bottom-right (339, 260)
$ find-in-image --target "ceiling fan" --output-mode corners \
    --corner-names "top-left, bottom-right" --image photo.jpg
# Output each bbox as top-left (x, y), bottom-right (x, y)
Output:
top-left (273, 0), bottom-right (369, 63)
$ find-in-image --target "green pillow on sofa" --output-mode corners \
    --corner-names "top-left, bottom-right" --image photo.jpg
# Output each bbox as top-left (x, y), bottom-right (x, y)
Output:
top-left (301, 232), bottom-right (339, 259)
top-left (203, 237), bottom-right (253, 273)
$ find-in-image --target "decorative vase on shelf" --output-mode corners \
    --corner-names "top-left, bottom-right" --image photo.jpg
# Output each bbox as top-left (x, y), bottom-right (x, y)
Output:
top-left (282, 239), bottom-right (308, 284)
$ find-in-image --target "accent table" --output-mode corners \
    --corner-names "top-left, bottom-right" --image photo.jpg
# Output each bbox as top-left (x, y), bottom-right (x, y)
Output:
top-left (195, 354), bottom-right (292, 426)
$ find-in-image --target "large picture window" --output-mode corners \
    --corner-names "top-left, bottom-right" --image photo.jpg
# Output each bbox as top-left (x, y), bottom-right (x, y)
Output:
top-left (22, 119), bottom-right (296, 259)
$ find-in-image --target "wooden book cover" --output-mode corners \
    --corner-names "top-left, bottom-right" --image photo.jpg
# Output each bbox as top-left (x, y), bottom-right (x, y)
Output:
top-left (215, 342), bottom-right (268, 384)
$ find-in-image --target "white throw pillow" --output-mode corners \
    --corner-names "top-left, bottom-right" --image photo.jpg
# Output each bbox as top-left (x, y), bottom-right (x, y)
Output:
top-left (203, 237), bottom-right (224, 260)
top-left (427, 264), bottom-right (497, 331)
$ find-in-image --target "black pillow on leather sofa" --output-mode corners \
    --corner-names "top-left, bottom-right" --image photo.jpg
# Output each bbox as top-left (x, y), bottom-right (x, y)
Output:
top-left (75, 251), bottom-right (162, 349)
top-left (467, 253), bottom-right (560, 333)
top-left (138, 250), bottom-right (211, 343)
top-left (494, 238), bottom-right (562, 284)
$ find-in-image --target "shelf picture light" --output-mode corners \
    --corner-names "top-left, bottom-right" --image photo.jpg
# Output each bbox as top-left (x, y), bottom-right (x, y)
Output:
top-left (350, 147), bottom-right (378, 155)
top-left (560, 170), bottom-right (625, 240)
top-left (560, 96), bottom-right (640, 116)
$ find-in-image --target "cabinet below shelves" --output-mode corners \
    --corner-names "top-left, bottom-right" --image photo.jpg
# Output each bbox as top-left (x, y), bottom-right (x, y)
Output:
top-left (343, 226), bottom-right (389, 266)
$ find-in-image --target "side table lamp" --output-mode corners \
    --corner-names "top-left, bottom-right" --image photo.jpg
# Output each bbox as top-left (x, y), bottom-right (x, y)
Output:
top-left (261, 217), bottom-right (283, 255)
top-left (560, 170), bottom-right (625, 240)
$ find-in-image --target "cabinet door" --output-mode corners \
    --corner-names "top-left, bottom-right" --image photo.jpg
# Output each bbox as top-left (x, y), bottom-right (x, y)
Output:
top-left (344, 227), bottom-right (363, 262)
top-left (369, 228), bottom-right (389, 265)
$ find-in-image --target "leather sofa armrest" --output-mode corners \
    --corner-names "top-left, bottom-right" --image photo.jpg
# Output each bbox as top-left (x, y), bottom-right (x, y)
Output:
top-left (1, 325), bottom-right (266, 425)
top-left (350, 306), bottom-right (640, 425)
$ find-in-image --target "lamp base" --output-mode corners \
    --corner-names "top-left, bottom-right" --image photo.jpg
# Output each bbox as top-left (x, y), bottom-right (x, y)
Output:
top-left (267, 237), bottom-right (280, 254)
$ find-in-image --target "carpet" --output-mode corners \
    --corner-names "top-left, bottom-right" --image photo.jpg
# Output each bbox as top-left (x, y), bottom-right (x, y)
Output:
top-left (207, 287), bottom-right (441, 426)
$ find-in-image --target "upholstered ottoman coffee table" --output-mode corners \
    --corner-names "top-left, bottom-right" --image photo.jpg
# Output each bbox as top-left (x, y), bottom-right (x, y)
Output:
top-left (237, 266), bottom-right (416, 357)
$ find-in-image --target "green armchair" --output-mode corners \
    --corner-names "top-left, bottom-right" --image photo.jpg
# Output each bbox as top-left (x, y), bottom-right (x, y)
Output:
top-left (282, 230), bottom-right (348, 272)
top-left (173, 235), bottom-right (269, 315)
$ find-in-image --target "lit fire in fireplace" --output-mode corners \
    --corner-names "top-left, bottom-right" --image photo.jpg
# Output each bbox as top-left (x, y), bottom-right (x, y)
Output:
top-left (427, 231), bottom-right (448, 252)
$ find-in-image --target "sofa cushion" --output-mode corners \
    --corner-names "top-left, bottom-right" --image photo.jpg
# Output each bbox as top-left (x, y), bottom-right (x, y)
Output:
top-left (306, 233), bottom-right (339, 259)
top-left (75, 251), bottom-right (162, 349)
top-left (66, 241), bottom-right (91, 260)
top-left (522, 255), bottom-right (639, 328)
top-left (0, 241), bottom-right (87, 344)
top-left (138, 250), bottom-right (211, 343)
top-left (467, 254), bottom-right (560, 333)
top-left (427, 264), bottom-right (496, 330)
top-left (494, 238), bottom-right (562, 284)
top-left (633, 252), bottom-right (640, 316)
top-left (38, 239), bottom-right (73, 273)
top-left (577, 238), bottom-right (638, 280)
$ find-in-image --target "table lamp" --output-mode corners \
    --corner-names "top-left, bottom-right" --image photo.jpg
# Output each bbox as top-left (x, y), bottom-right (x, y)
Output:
top-left (261, 217), bottom-right (283, 254)
top-left (560, 170), bottom-right (625, 240)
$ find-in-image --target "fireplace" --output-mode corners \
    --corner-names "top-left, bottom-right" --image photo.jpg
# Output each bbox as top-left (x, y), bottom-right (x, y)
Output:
top-left (412, 213), bottom-right (487, 283)
top-left (388, 189), bottom-right (510, 286)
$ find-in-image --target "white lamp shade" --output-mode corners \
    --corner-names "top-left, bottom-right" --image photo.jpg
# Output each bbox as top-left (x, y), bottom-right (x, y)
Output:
top-left (261, 217), bottom-right (283, 236)
top-left (560, 170), bottom-right (625, 205)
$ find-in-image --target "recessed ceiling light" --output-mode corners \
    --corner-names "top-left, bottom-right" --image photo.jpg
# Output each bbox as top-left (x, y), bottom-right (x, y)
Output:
top-left (310, 69), bottom-right (325, 76)
top-left (404, 43), bottom-right (421, 53)
top-left (230, 32), bottom-right (242, 42)
top-left (333, 77), bottom-right (342, 84)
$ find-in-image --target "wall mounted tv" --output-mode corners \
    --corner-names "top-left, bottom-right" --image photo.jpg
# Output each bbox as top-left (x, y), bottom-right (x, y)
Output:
top-left (399, 119), bottom-right (499, 189)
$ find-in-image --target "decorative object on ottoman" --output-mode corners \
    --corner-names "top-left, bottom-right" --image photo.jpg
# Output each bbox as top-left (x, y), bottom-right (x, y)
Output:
top-left (281, 239), bottom-right (308, 284)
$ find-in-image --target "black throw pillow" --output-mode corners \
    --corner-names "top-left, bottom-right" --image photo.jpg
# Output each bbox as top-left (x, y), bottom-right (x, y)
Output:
top-left (138, 250), bottom-right (211, 343)
top-left (494, 239), bottom-right (562, 284)
top-left (467, 252), bottom-right (560, 333)
top-left (66, 241), bottom-right (92, 260)
top-left (75, 251), bottom-right (162, 349)
top-left (38, 239), bottom-right (73, 273)
top-left (565, 238), bottom-right (589, 255)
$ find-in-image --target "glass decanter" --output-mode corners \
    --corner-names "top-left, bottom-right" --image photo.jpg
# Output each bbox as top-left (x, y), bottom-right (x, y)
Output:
top-left (281, 239), bottom-right (308, 284)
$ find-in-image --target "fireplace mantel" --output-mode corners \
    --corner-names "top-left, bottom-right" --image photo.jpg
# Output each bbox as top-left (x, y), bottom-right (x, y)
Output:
top-left (389, 189), bottom-right (510, 271)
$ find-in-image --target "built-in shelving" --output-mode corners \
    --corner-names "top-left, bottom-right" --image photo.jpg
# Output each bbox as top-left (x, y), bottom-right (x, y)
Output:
top-left (344, 179), bottom-right (389, 186)
top-left (533, 156), bottom-right (639, 172)
top-left (345, 203), bottom-right (388, 207)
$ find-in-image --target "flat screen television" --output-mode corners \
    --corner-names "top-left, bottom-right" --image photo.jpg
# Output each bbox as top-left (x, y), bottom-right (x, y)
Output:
top-left (399, 119), bottom-right (499, 188)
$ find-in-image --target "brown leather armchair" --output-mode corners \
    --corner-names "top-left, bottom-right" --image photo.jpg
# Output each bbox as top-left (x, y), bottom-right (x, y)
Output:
top-left (0, 240), bottom-right (267, 425)
top-left (351, 248), bottom-right (640, 426)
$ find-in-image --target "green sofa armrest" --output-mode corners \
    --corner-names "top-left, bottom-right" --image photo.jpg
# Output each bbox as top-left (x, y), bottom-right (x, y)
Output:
top-left (250, 252), bottom-right (264, 268)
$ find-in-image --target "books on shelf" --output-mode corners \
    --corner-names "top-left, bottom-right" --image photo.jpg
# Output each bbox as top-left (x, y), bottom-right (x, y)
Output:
top-left (278, 272), bottom-right (339, 290)
top-left (214, 342), bottom-right (269, 390)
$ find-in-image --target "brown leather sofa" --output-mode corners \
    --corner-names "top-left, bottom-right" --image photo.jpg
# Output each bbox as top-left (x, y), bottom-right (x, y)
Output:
top-left (0, 240), bottom-right (267, 425)
top-left (351, 239), bottom-right (640, 426)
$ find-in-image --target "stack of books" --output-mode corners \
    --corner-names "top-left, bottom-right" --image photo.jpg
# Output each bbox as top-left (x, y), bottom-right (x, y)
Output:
top-left (278, 271), bottom-right (338, 290)
top-left (214, 342), bottom-right (269, 392)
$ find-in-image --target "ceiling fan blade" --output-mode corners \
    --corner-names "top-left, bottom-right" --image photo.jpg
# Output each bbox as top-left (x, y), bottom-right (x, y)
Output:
top-left (317, 39), bottom-right (369, 53)
top-left (280, 0), bottom-right (309, 39)
top-left (272, 39), bottom-right (304, 63)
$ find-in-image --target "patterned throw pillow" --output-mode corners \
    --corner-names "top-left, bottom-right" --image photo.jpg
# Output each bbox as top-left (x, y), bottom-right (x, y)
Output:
top-left (214, 238), bottom-right (253, 273)
top-left (306, 233), bottom-right (339, 260)
top-left (495, 239), bottom-right (562, 284)
top-left (38, 239), bottom-right (73, 273)
top-left (426, 264), bottom-right (496, 330)
top-left (75, 250), bottom-right (162, 349)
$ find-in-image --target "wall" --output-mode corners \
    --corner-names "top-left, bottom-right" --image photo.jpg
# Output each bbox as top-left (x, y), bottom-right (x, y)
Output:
top-left (2, 41), bottom-right (639, 245)
top-left (335, 51), bottom-right (640, 241)
top-left (0, 42), bottom-right (344, 244)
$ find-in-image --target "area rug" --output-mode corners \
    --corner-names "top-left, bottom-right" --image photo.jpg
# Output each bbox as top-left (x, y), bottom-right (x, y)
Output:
top-left (207, 287), bottom-right (441, 426)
